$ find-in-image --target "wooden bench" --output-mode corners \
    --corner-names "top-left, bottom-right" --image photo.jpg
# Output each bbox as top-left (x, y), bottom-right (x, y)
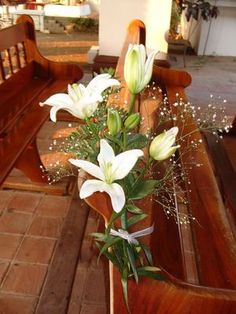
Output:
top-left (0, 14), bottom-right (83, 187)
top-left (82, 20), bottom-right (236, 313)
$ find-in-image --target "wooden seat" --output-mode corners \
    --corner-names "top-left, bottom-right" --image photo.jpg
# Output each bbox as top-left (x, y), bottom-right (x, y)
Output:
top-left (82, 19), bottom-right (236, 313)
top-left (0, 14), bottom-right (83, 186)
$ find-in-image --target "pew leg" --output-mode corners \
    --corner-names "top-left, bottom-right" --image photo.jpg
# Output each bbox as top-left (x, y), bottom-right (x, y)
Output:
top-left (15, 140), bottom-right (48, 184)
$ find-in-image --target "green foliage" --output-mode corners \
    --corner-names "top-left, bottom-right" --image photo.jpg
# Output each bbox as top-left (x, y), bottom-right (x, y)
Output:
top-left (126, 133), bottom-right (148, 149)
top-left (73, 17), bottom-right (98, 32)
top-left (100, 67), bottom-right (116, 77)
top-left (177, 1), bottom-right (219, 22)
top-left (59, 85), bottom-right (166, 309)
top-left (63, 103), bottom-right (108, 162)
top-left (170, 1), bottom-right (181, 33)
top-left (129, 180), bottom-right (158, 200)
top-left (92, 206), bottom-right (163, 309)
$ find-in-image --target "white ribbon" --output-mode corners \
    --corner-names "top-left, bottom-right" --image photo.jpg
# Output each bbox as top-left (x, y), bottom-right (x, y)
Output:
top-left (110, 225), bottom-right (154, 245)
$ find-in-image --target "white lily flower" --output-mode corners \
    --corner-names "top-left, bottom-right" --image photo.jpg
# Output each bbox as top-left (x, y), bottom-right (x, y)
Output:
top-left (124, 44), bottom-right (157, 94)
top-left (40, 74), bottom-right (120, 121)
top-left (69, 139), bottom-right (143, 213)
top-left (149, 127), bottom-right (180, 161)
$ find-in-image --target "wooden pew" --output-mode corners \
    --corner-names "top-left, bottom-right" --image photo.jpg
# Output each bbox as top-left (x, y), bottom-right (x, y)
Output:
top-left (0, 15), bottom-right (83, 186)
top-left (82, 20), bottom-right (236, 313)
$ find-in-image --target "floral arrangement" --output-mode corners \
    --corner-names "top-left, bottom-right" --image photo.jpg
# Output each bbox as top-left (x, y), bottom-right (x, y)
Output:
top-left (40, 44), bottom-right (231, 307)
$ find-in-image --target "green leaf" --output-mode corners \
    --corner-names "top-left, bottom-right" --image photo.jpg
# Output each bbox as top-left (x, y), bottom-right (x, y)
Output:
top-left (107, 210), bottom-right (124, 229)
top-left (129, 180), bottom-right (158, 200)
top-left (140, 243), bottom-right (153, 265)
top-left (121, 269), bottom-right (130, 312)
top-left (95, 242), bottom-right (122, 270)
top-left (113, 242), bottom-right (125, 269)
top-left (99, 237), bottom-right (122, 258)
top-left (127, 245), bottom-right (139, 283)
top-left (136, 267), bottom-right (165, 281)
top-left (126, 134), bottom-right (148, 149)
top-left (122, 173), bottom-right (136, 194)
top-left (105, 134), bottom-right (123, 148)
top-left (126, 204), bottom-right (144, 214)
top-left (127, 214), bottom-right (148, 228)
top-left (90, 232), bottom-right (107, 241)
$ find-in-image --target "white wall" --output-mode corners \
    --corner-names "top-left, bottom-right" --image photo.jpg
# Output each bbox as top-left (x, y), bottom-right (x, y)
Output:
top-left (99, 0), bottom-right (172, 57)
top-left (87, 0), bottom-right (100, 12)
top-left (181, 1), bottom-right (236, 56)
top-left (198, 6), bottom-right (236, 56)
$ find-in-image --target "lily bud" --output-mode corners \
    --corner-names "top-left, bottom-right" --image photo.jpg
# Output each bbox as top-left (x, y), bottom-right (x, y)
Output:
top-left (124, 44), bottom-right (157, 94)
top-left (149, 127), bottom-right (180, 161)
top-left (107, 109), bottom-right (122, 135)
top-left (124, 113), bottom-right (141, 129)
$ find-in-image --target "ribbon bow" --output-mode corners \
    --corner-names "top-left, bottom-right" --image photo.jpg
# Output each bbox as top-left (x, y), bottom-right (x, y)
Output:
top-left (110, 225), bottom-right (154, 245)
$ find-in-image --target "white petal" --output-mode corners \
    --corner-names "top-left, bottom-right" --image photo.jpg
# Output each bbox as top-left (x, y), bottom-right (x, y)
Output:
top-left (97, 139), bottom-right (115, 169)
top-left (166, 126), bottom-right (179, 137)
top-left (79, 93), bottom-right (102, 107)
top-left (77, 83), bottom-right (87, 96)
top-left (152, 128), bottom-right (178, 154)
top-left (49, 105), bottom-right (66, 122)
top-left (88, 77), bottom-right (120, 96)
top-left (79, 180), bottom-right (126, 213)
top-left (69, 159), bottom-right (104, 180)
top-left (87, 73), bottom-right (111, 88)
top-left (153, 145), bottom-right (180, 161)
top-left (79, 179), bottom-right (105, 198)
top-left (103, 182), bottom-right (126, 213)
top-left (87, 74), bottom-right (109, 92)
top-left (143, 49), bottom-right (157, 87)
top-left (40, 93), bottom-right (73, 107)
top-left (127, 43), bottom-right (133, 53)
top-left (139, 44), bottom-right (146, 66)
top-left (111, 149), bottom-right (143, 180)
top-left (137, 45), bottom-right (146, 88)
top-left (68, 84), bottom-right (78, 102)
top-left (81, 101), bottom-right (99, 118)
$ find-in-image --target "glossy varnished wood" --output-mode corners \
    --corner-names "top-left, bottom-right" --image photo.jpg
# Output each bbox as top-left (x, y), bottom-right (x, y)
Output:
top-left (0, 15), bottom-right (83, 186)
top-left (80, 19), bottom-right (236, 313)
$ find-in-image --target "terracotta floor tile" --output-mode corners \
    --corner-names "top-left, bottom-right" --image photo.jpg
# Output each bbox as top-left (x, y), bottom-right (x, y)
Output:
top-left (0, 191), bottom-right (14, 212)
top-left (36, 195), bottom-right (70, 217)
top-left (0, 261), bottom-right (10, 285)
top-left (0, 234), bottom-right (22, 259)
top-left (15, 237), bottom-right (56, 264)
top-left (2, 263), bottom-right (47, 296)
top-left (0, 211), bottom-right (32, 234)
top-left (0, 293), bottom-right (37, 314)
top-left (7, 192), bottom-right (42, 214)
top-left (27, 216), bottom-right (63, 238)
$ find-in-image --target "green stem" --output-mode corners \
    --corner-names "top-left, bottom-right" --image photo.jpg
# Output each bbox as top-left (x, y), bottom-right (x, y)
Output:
top-left (136, 157), bottom-right (153, 184)
top-left (121, 209), bottom-right (128, 230)
top-left (128, 93), bottom-right (137, 115)
top-left (122, 127), bottom-right (127, 151)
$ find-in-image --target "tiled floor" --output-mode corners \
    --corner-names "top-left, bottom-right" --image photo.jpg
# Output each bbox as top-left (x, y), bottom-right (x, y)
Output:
top-left (0, 189), bottom-right (72, 313)
top-left (0, 116), bottom-right (108, 313)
